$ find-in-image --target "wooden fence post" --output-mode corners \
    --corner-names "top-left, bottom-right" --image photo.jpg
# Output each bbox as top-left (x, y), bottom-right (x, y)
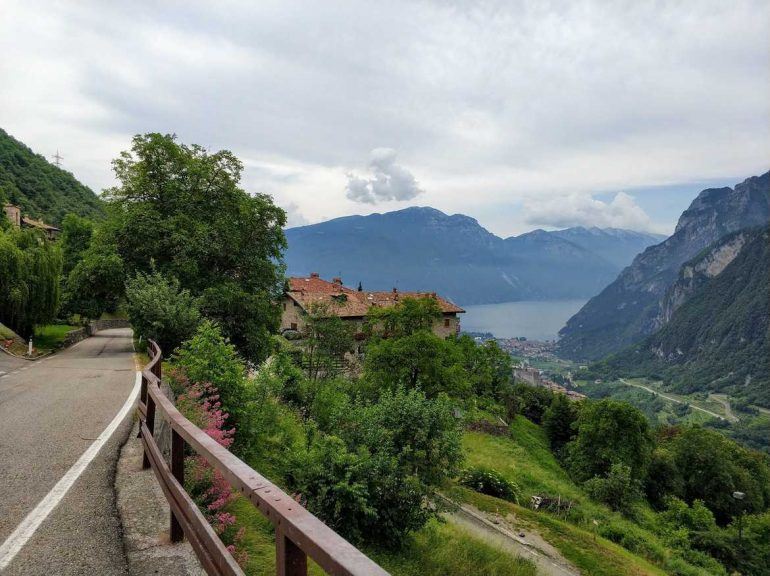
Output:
top-left (142, 394), bottom-right (156, 470)
top-left (276, 527), bottom-right (307, 576)
top-left (170, 429), bottom-right (185, 542)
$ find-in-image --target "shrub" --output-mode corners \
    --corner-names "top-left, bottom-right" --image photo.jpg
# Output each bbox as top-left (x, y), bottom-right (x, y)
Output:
top-left (175, 375), bottom-right (247, 565)
top-left (173, 321), bottom-right (249, 446)
top-left (459, 467), bottom-right (521, 503)
top-left (125, 268), bottom-right (201, 353)
top-left (583, 462), bottom-right (642, 514)
top-left (288, 388), bottom-right (462, 546)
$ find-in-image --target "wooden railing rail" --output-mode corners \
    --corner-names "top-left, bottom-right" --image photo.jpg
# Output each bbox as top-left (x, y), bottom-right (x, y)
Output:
top-left (138, 340), bottom-right (389, 576)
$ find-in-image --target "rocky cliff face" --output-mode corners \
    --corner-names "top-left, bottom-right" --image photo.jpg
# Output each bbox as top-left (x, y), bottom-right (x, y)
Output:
top-left (658, 230), bottom-right (748, 324)
top-left (603, 226), bottom-right (770, 407)
top-left (558, 171), bottom-right (770, 361)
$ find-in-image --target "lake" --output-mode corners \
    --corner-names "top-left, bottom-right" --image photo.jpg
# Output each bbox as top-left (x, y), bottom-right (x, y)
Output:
top-left (460, 300), bottom-right (588, 341)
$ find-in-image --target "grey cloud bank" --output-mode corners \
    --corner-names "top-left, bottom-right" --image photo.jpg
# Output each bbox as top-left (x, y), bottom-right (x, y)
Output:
top-left (0, 0), bottom-right (767, 235)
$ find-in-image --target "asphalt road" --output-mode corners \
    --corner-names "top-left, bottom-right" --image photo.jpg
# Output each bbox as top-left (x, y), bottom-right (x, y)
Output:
top-left (0, 328), bottom-right (137, 575)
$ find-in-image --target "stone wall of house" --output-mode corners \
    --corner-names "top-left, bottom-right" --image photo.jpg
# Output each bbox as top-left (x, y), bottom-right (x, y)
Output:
top-left (3, 204), bottom-right (21, 227)
top-left (280, 296), bottom-right (306, 333)
top-left (432, 315), bottom-right (460, 339)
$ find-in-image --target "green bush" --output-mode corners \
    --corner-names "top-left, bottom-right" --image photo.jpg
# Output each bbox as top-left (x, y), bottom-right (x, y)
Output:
top-left (459, 467), bottom-right (521, 503)
top-left (173, 321), bottom-right (248, 436)
top-left (583, 462), bottom-right (642, 514)
top-left (125, 269), bottom-right (201, 353)
top-left (288, 388), bottom-right (462, 547)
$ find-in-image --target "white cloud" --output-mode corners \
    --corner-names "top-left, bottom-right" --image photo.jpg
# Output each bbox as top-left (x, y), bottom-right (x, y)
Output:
top-left (523, 192), bottom-right (654, 231)
top-left (345, 148), bottom-right (424, 204)
top-left (0, 0), bottom-right (767, 234)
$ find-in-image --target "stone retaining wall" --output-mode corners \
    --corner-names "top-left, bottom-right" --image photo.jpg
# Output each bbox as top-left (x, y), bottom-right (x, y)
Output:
top-left (89, 318), bottom-right (132, 333)
top-left (63, 327), bottom-right (89, 347)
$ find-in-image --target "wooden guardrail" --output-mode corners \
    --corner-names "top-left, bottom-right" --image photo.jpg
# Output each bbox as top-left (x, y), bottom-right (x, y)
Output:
top-left (138, 340), bottom-right (389, 576)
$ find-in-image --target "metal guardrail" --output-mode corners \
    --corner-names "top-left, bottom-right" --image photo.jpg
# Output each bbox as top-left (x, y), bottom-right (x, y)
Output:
top-left (138, 340), bottom-right (389, 576)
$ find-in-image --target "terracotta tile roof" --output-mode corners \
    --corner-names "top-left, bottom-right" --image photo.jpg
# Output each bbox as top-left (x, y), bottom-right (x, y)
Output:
top-left (286, 275), bottom-right (464, 317)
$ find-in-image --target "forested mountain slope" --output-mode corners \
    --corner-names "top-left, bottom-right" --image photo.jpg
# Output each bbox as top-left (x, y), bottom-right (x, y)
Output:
top-left (558, 171), bottom-right (770, 360)
top-left (601, 226), bottom-right (770, 407)
top-left (0, 128), bottom-right (104, 225)
top-left (285, 207), bottom-right (662, 305)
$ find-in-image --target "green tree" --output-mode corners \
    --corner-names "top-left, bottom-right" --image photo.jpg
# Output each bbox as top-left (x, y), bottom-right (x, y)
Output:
top-left (453, 335), bottom-right (513, 399)
top-left (103, 133), bottom-right (286, 362)
top-left (289, 388), bottom-right (461, 546)
top-left (0, 227), bottom-right (62, 337)
top-left (173, 321), bottom-right (248, 437)
top-left (665, 427), bottom-right (770, 523)
top-left (543, 393), bottom-right (581, 453)
top-left (509, 382), bottom-right (555, 424)
top-left (584, 462), bottom-right (642, 514)
top-left (566, 399), bottom-right (654, 482)
top-left (363, 330), bottom-right (469, 398)
top-left (125, 269), bottom-right (201, 353)
top-left (62, 233), bottom-right (124, 320)
top-left (59, 213), bottom-right (94, 276)
top-left (301, 302), bottom-right (355, 380)
top-left (645, 446), bottom-right (684, 509)
top-left (366, 296), bottom-right (442, 338)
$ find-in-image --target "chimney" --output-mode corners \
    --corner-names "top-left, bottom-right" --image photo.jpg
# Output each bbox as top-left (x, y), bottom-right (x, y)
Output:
top-left (332, 277), bottom-right (343, 285)
top-left (310, 272), bottom-right (319, 278)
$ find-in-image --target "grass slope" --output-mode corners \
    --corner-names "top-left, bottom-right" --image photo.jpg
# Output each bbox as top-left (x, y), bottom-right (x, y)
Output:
top-left (228, 496), bottom-right (537, 576)
top-left (457, 418), bottom-right (714, 575)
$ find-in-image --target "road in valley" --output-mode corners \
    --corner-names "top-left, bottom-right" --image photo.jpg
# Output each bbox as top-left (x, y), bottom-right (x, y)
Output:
top-left (0, 328), bottom-right (137, 576)
top-left (618, 378), bottom-right (729, 421)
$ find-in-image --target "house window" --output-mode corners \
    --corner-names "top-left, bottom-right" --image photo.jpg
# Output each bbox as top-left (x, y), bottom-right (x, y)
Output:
top-left (283, 302), bottom-right (286, 311)
top-left (444, 318), bottom-right (450, 327)
top-left (291, 322), bottom-right (297, 330)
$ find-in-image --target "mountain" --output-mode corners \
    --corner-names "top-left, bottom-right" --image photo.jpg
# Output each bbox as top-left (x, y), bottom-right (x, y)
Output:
top-left (601, 226), bottom-right (770, 407)
top-left (284, 207), bottom-right (663, 306)
top-left (558, 171), bottom-right (770, 361)
top-left (549, 227), bottom-right (667, 268)
top-left (0, 128), bottom-right (104, 225)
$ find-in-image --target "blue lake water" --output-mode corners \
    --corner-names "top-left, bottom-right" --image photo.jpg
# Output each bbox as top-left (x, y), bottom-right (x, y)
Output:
top-left (460, 300), bottom-right (588, 341)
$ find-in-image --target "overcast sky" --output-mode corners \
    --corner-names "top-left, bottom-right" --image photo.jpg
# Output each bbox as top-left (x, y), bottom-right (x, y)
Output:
top-left (1, 1), bottom-right (767, 236)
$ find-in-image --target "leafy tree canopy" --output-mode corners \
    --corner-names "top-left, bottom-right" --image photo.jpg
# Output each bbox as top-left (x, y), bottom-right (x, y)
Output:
top-left (103, 133), bottom-right (287, 361)
top-left (566, 398), bottom-right (654, 482)
top-left (125, 268), bottom-right (201, 353)
top-left (0, 227), bottom-right (62, 337)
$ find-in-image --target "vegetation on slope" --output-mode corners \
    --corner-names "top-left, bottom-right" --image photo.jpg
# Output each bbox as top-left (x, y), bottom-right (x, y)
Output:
top-left (0, 128), bottom-right (104, 224)
top-left (558, 171), bottom-right (770, 361)
top-left (596, 226), bottom-right (770, 407)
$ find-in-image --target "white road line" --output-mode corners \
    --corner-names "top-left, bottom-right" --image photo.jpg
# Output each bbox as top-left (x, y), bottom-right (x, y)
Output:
top-left (0, 371), bottom-right (141, 570)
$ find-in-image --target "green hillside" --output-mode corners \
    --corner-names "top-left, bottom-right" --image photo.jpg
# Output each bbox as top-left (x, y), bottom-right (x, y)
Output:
top-left (454, 420), bottom-right (706, 576)
top-left (601, 226), bottom-right (770, 407)
top-left (0, 128), bottom-right (104, 225)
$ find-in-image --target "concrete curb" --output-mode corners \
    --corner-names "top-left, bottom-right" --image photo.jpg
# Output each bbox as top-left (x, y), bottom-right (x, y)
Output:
top-left (115, 419), bottom-right (205, 576)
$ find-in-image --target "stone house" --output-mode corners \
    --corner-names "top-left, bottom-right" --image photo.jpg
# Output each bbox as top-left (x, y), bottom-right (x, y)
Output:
top-left (3, 204), bottom-right (60, 240)
top-left (280, 274), bottom-right (464, 348)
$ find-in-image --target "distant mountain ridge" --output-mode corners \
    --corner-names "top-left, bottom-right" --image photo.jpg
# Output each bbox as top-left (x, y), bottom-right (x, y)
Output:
top-left (0, 128), bottom-right (104, 225)
top-left (601, 225), bottom-right (770, 407)
top-left (558, 171), bottom-right (770, 361)
top-left (284, 207), bottom-right (664, 306)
